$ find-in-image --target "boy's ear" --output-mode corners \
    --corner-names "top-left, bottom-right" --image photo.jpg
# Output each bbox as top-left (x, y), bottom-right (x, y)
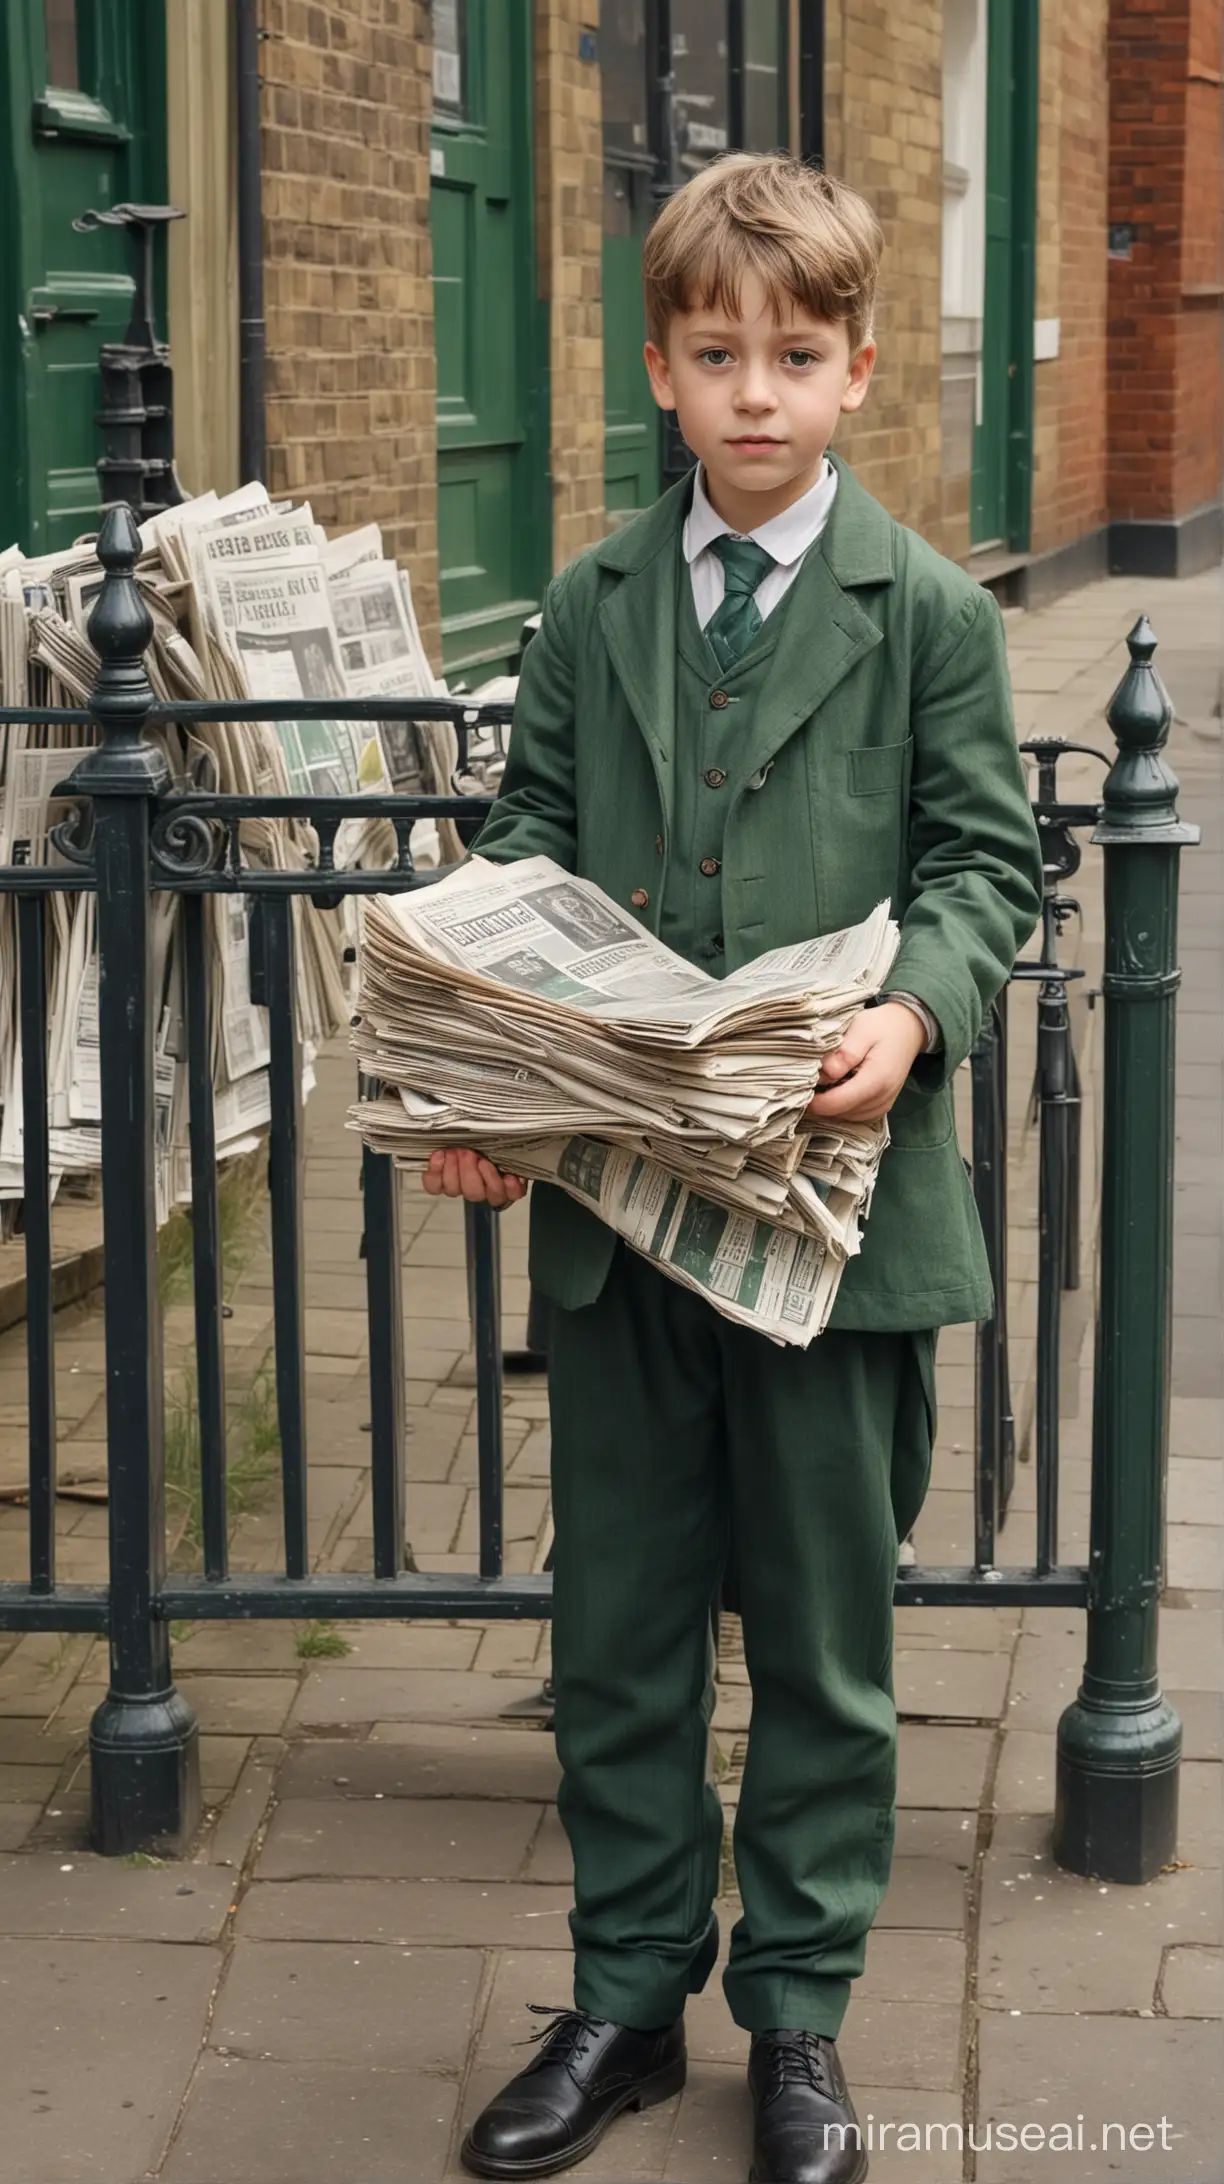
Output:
top-left (840, 341), bottom-right (877, 416)
top-left (644, 340), bottom-right (678, 412)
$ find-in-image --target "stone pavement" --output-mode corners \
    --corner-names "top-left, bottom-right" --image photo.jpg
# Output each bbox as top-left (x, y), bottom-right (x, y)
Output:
top-left (0, 571), bottom-right (1219, 2183)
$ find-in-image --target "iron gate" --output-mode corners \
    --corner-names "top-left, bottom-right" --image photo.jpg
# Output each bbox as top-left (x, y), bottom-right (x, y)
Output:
top-left (0, 511), bottom-right (1197, 1883)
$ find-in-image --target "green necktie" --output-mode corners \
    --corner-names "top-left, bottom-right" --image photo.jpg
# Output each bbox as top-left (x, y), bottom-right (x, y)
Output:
top-left (706, 535), bottom-right (777, 672)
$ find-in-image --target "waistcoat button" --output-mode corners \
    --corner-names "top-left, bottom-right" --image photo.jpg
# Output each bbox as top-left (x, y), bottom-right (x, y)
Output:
top-left (709, 689), bottom-right (730, 710)
top-left (704, 767), bottom-right (727, 789)
top-left (630, 888), bottom-right (649, 908)
top-left (699, 857), bottom-right (721, 878)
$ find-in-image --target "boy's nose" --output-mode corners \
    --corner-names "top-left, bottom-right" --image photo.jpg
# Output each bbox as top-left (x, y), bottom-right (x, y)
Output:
top-left (735, 372), bottom-right (778, 413)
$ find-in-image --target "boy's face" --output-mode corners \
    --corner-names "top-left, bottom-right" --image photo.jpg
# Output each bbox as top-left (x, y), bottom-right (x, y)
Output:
top-left (644, 268), bottom-right (875, 527)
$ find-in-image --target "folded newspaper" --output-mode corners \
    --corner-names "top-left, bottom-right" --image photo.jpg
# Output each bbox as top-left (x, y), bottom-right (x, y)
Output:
top-left (349, 856), bottom-right (900, 1345)
top-left (0, 480), bottom-right (458, 1235)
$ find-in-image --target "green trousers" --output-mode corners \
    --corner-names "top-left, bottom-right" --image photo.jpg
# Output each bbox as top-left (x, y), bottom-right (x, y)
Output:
top-left (547, 1244), bottom-right (937, 2039)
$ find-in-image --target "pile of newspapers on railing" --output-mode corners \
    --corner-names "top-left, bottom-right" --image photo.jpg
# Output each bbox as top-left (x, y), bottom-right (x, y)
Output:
top-left (348, 856), bottom-right (900, 1346)
top-left (0, 480), bottom-right (498, 1236)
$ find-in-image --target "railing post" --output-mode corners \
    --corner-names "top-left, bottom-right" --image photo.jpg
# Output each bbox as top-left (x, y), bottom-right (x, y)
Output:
top-left (1054, 618), bottom-right (1199, 1881)
top-left (69, 506), bottom-right (200, 1854)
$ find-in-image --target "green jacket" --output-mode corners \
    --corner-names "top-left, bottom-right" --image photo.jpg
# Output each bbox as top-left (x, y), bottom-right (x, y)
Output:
top-left (474, 453), bottom-right (1043, 1329)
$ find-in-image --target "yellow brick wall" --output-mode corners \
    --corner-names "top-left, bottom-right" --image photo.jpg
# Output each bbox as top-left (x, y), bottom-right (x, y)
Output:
top-left (258, 0), bottom-right (441, 663)
top-left (822, 0), bottom-right (949, 552)
top-left (534, 2), bottom-right (606, 568)
top-left (1030, 0), bottom-right (1110, 557)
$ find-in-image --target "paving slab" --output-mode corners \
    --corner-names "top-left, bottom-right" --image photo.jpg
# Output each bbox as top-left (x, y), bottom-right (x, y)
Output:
top-left (874, 1857), bottom-right (967, 1930)
top-left (1164, 1687), bottom-right (1222, 1760)
top-left (163, 2053), bottom-right (460, 2184)
top-left (167, 1622), bottom-right (303, 1675)
top-left (1160, 1942), bottom-right (1224, 2017)
top-left (290, 1668), bottom-right (544, 1728)
top-left (236, 1877), bottom-right (575, 1946)
top-left (894, 1647), bottom-right (1010, 1719)
top-left (0, 1939), bottom-right (220, 2184)
top-left (175, 1675), bottom-right (300, 1736)
top-left (0, 1804), bottom-right (40, 1850)
top-left (975, 2012), bottom-right (1219, 2180)
top-left (256, 1793), bottom-right (544, 1881)
top-left (896, 1723), bottom-right (993, 1809)
top-left (857, 1928), bottom-right (967, 2004)
top-left (280, 1724), bottom-right (561, 1802)
top-left (979, 1813), bottom-right (1222, 2012)
top-left (0, 1857), bottom-right (235, 1941)
top-left (211, 1938), bottom-right (483, 2067)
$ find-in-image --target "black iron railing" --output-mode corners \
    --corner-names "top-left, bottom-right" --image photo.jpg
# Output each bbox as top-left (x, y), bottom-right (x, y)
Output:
top-left (0, 511), bottom-right (1197, 1887)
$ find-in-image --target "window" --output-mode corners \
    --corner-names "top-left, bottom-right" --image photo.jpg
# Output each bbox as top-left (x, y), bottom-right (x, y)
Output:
top-left (741, 1), bottom-right (785, 152)
top-left (602, 0), bottom-right (649, 166)
top-left (432, 0), bottom-right (467, 120)
top-left (44, 0), bottom-right (79, 89)
top-left (672, 0), bottom-right (730, 174)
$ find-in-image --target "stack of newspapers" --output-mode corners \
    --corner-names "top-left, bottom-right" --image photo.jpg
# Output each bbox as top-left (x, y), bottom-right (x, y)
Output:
top-left (0, 481), bottom-right (461, 1235)
top-left (349, 856), bottom-right (900, 1346)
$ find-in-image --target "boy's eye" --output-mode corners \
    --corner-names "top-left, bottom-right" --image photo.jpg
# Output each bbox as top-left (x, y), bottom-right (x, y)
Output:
top-left (698, 348), bottom-right (733, 366)
top-left (783, 349), bottom-right (818, 367)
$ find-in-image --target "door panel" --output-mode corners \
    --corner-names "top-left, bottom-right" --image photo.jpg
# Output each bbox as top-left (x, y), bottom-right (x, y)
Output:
top-left (601, 0), bottom-right (658, 519)
top-left (430, 0), bottom-right (548, 679)
top-left (603, 161), bottom-right (657, 517)
top-left (0, 1), bottom-right (166, 552)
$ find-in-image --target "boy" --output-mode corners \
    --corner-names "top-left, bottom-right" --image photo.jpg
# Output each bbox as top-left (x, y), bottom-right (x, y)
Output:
top-left (428, 155), bottom-right (1042, 2183)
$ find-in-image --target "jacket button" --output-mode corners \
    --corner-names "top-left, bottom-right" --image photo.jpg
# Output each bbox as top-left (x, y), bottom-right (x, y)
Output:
top-left (630, 888), bottom-right (649, 908)
top-left (709, 689), bottom-right (730, 710)
top-left (704, 767), bottom-right (727, 788)
top-left (655, 834), bottom-right (664, 854)
top-left (699, 857), bottom-right (721, 878)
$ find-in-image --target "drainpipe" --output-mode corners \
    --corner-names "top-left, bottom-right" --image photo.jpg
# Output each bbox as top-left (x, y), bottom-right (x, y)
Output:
top-left (236, 0), bottom-right (266, 482)
top-left (799, 0), bottom-right (825, 167)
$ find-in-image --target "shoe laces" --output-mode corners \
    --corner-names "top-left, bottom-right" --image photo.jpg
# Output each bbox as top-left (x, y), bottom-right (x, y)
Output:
top-left (522, 2004), bottom-right (606, 2068)
top-left (763, 2030), bottom-right (835, 2100)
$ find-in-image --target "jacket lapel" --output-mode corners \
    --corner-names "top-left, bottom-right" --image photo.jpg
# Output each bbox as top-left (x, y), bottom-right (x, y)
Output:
top-left (732, 453), bottom-right (895, 791)
top-left (594, 477), bottom-right (692, 830)
top-left (591, 455), bottom-right (899, 820)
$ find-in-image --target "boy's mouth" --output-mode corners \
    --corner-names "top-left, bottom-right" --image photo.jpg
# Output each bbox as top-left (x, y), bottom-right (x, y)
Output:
top-left (726, 435), bottom-right (785, 448)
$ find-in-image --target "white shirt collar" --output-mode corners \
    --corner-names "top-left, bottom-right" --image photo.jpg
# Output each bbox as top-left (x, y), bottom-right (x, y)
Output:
top-left (683, 457), bottom-right (838, 568)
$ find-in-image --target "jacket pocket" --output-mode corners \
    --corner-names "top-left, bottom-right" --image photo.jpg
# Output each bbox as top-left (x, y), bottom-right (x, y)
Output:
top-left (887, 1081), bottom-right (955, 1149)
top-left (848, 738), bottom-right (912, 796)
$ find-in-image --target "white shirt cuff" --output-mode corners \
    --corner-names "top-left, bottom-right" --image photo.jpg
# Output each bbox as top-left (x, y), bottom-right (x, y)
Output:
top-left (886, 991), bottom-right (942, 1054)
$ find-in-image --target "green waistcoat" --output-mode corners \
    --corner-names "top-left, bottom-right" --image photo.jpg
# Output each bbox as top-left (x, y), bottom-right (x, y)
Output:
top-left (473, 454), bottom-right (1044, 1331)
top-left (660, 554), bottom-right (797, 968)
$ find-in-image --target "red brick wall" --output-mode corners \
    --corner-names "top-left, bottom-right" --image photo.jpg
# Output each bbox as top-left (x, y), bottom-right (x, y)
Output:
top-left (1107, 0), bottom-right (1223, 524)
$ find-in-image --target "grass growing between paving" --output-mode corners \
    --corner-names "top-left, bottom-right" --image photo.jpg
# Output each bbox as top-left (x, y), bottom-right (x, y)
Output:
top-left (158, 1153), bottom-right (283, 1569)
top-left (294, 1620), bottom-right (351, 1658)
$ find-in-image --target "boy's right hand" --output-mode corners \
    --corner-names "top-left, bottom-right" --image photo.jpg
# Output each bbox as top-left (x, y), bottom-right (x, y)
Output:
top-left (422, 1149), bottom-right (528, 1209)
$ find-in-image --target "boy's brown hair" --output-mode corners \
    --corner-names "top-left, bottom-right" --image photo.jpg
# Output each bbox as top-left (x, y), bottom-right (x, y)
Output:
top-left (642, 153), bottom-right (883, 356)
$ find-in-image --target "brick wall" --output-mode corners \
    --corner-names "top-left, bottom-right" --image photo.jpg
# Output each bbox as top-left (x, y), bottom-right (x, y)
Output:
top-left (258, 0), bottom-right (440, 662)
top-left (534, 2), bottom-right (606, 568)
top-left (1106, 0), bottom-right (1222, 528)
top-left (823, 0), bottom-right (949, 550)
top-left (1031, 0), bottom-right (1110, 558)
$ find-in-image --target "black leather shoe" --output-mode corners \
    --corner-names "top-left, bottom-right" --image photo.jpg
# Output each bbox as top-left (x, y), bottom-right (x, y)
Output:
top-left (461, 2005), bottom-right (686, 2178)
top-left (749, 2030), bottom-right (867, 2183)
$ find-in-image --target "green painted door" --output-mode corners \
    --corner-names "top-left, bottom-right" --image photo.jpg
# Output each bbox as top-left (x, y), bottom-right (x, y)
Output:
top-left (600, 1), bottom-right (657, 520)
top-left (972, 0), bottom-right (1037, 551)
top-left (0, 1), bottom-right (166, 553)
top-left (431, 0), bottom-right (549, 680)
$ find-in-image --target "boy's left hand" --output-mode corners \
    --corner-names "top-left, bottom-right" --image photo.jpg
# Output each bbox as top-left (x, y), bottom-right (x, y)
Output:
top-left (807, 1001), bottom-right (928, 1123)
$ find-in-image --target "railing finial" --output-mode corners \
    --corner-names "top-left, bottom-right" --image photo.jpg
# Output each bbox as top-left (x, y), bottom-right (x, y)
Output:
top-left (69, 504), bottom-right (169, 795)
